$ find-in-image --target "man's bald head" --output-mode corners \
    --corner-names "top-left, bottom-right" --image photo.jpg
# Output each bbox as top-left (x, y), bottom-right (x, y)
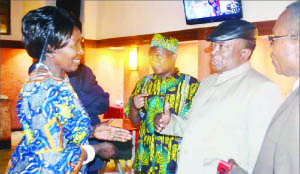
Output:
top-left (284, 1), bottom-right (299, 36)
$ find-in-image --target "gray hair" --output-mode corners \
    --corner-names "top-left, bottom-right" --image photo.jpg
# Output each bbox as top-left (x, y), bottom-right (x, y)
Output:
top-left (285, 1), bottom-right (299, 35)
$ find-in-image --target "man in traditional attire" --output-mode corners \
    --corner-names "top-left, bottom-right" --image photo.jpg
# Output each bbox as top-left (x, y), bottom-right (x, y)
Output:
top-left (124, 33), bottom-right (199, 173)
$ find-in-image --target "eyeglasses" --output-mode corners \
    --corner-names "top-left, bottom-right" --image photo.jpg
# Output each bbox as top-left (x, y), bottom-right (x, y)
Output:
top-left (268, 35), bottom-right (299, 45)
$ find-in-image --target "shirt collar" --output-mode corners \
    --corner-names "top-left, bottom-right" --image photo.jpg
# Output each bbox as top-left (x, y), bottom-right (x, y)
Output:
top-left (152, 67), bottom-right (181, 81)
top-left (215, 62), bottom-right (251, 85)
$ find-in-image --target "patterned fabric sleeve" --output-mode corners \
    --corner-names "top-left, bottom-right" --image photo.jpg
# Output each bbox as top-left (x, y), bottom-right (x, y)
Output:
top-left (179, 77), bottom-right (200, 117)
top-left (9, 79), bottom-right (91, 174)
top-left (124, 76), bottom-right (147, 118)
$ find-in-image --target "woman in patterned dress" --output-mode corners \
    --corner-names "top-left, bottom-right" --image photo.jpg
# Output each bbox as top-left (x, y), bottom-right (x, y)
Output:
top-left (8, 6), bottom-right (131, 174)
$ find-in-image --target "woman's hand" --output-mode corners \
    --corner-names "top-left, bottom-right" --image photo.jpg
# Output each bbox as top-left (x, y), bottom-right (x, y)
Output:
top-left (92, 120), bottom-right (132, 142)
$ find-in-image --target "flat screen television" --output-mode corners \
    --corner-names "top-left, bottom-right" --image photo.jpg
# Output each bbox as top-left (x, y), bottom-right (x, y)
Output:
top-left (183, 0), bottom-right (243, 25)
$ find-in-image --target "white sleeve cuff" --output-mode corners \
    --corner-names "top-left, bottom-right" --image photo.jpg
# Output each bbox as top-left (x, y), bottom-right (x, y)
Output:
top-left (82, 144), bottom-right (96, 165)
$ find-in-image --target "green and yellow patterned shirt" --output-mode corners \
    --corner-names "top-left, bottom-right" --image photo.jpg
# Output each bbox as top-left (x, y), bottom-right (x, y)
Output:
top-left (124, 69), bottom-right (199, 174)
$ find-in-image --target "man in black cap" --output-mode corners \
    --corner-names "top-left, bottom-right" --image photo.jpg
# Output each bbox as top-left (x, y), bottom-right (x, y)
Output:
top-left (154, 19), bottom-right (282, 173)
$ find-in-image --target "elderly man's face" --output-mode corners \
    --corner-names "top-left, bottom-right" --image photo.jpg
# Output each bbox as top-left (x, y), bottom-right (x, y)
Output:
top-left (210, 39), bottom-right (245, 73)
top-left (270, 10), bottom-right (299, 77)
top-left (149, 47), bottom-right (176, 77)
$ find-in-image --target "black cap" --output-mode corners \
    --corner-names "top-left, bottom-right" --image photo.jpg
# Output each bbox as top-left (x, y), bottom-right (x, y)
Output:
top-left (206, 20), bottom-right (258, 42)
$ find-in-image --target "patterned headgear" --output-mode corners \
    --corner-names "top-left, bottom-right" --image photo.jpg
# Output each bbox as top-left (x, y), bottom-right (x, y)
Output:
top-left (150, 33), bottom-right (178, 54)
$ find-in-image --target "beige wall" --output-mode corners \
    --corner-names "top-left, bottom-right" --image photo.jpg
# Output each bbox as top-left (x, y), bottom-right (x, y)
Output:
top-left (1, 1), bottom-right (294, 41)
top-left (176, 41), bottom-right (199, 79)
top-left (198, 40), bottom-right (213, 80)
top-left (81, 1), bottom-right (104, 40)
top-left (86, 1), bottom-right (294, 40)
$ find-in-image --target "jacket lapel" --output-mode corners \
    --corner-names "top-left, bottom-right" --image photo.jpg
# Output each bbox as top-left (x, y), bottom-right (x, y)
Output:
top-left (269, 87), bottom-right (299, 126)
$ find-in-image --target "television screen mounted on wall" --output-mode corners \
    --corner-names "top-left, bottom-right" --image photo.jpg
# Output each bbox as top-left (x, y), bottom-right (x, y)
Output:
top-left (183, 0), bottom-right (243, 25)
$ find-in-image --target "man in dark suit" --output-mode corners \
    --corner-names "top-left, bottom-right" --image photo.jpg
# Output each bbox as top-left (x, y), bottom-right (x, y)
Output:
top-left (228, 1), bottom-right (299, 174)
top-left (67, 64), bottom-right (114, 174)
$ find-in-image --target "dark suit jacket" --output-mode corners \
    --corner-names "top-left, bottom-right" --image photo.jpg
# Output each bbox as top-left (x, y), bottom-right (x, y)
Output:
top-left (68, 64), bottom-right (110, 126)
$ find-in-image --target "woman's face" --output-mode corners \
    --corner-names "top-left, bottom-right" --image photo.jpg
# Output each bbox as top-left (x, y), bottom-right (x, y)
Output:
top-left (51, 27), bottom-right (83, 76)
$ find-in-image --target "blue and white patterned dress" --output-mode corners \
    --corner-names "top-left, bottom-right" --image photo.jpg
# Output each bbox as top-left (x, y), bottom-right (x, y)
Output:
top-left (8, 68), bottom-right (91, 174)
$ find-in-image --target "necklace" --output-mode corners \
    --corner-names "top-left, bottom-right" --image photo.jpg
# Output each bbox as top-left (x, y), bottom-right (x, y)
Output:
top-left (30, 63), bottom-right (67, 82)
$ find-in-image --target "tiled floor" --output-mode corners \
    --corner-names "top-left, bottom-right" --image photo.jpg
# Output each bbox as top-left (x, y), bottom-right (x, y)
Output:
top-left (0, 131), bottom-right (133, 174)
